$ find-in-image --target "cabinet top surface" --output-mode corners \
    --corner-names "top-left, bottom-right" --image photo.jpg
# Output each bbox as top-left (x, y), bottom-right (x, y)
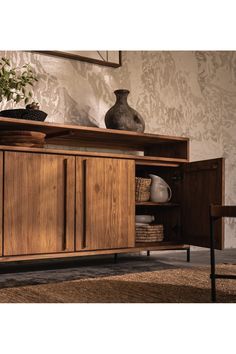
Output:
top-left (0, 117), bottom-right (189, 144)
top-left (0, 117), bottom-right (189, 162)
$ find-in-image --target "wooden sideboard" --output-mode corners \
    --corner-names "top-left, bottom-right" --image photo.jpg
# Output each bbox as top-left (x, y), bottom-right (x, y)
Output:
top-left (0, 117), bottom-right (225, 263)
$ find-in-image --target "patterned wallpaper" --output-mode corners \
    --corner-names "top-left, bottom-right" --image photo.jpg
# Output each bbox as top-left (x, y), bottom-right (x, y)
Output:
top-left (0, 50), bottom-right (236, 247)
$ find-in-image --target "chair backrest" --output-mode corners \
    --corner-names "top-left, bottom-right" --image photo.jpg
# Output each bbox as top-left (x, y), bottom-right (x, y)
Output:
top-left (210, 204), bottom-right (236, 218)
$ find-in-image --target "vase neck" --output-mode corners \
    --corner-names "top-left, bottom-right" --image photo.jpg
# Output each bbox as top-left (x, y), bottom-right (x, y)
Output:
top-left (114, 89), bottom-right (130, 104)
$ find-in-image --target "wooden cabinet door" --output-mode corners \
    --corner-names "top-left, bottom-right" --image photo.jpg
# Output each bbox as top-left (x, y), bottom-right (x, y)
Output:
top-left (4, 152), bottom-right (75, 256)
top-left (0, 152), bottom-right (3, 257)
top-left (76, 157), bottom-right (135, 250)
top-left (182, 158), bottom-right (224, 249)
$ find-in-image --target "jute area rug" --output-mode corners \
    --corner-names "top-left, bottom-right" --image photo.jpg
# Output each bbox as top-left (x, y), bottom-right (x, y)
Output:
top-left (0, 264), bottom-right (235, 303)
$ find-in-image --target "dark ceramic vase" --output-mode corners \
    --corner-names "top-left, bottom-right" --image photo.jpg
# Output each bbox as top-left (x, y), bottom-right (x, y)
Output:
top-left (105, 89), bottom-right (145, 132)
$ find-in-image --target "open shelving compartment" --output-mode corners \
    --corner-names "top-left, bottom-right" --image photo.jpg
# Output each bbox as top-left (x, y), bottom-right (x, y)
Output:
top-left (135, 160), bottom-right (183, 248)
top-left (0, 116), bottom-right (189, 163)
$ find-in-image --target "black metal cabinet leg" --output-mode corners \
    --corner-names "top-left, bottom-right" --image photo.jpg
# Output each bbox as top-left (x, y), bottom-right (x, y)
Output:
top-left (147, 251), bottom-right (150, 256)
top-left (187, 248), bottom-right (190, 262)
top-left (114, 253), bottom-right (118, 263)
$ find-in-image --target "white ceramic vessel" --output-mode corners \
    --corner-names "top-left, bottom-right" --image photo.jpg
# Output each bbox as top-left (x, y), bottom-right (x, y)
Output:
top-left (149, 174), bottom-right (172, 203)
top-left (135, 215), bottom-right (155, 224)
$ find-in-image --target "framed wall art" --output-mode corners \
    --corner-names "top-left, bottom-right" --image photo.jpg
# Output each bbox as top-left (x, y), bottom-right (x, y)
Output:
top-left (35, 51), bottom-right (122, 68)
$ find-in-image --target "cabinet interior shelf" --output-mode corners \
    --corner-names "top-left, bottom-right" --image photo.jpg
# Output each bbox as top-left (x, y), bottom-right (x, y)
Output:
top-left (136, 202), bottom-right (180, 207)
top-left (134, 242), bottom-right (188, 249)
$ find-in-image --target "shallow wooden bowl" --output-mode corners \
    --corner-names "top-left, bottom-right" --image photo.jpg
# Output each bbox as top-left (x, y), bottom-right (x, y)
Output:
top-left (0, 130), bottom-right (46, 147)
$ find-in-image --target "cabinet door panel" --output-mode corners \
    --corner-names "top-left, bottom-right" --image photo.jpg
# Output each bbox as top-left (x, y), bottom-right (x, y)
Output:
top-left (0, 152), bottom-right (3, 257)
top-left (75, 157), bottom-right (85, 251)
top-left (78, 157), bottom-right (135, 250)
top-left (4, 152), bottom-right (75, 256)
top-left (182, 158), bottom-right (224, 249)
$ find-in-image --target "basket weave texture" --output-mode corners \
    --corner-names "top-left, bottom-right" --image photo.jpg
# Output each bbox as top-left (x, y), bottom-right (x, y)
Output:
top-left (136, 224), bottom-right (164, 242)
top-left (135, 177), bottom-right (151, 202)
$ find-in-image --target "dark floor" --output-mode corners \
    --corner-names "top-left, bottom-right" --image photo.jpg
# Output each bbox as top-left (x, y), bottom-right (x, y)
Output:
top-left (0, 248), bottom-right (235, 289)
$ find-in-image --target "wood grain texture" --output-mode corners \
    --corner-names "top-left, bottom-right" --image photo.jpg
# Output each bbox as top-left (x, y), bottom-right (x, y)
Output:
top-left (182, 158), bottom-right (224, 249)
top-left (0, 120), bottom-right (225, 262)
top-left (136, 161), bottom-right (180, 167)
top-left (0, 117), bottom-right (189, 159)
top-left (0, 116), bottom-right (189, 142)
top-left (0, 144), bottom-right (188, 164)
top-left (75, 157), bottom-right (85, 251)
top-left (145, 140), bottom-right (189, 160)
top-left (84, 158), bottom-right (135, 250)
top-left (210, 205), bottom-right (236, 218)
top-left (0, 152), bottom-right (3, 256)
top-left (3, 152), bottom-right (75, 256)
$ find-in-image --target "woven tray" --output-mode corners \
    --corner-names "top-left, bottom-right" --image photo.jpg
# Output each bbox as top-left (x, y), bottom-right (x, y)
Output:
top-left (136, 224), bottom-right (164, 242)
top-left (0, 109), bottom-right (47, 121)
top-left (135, 177), bottom-right (151, 202)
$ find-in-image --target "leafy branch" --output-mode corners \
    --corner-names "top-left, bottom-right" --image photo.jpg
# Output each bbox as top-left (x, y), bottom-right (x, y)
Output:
top-left (0, 57), bottom-right (38, 105)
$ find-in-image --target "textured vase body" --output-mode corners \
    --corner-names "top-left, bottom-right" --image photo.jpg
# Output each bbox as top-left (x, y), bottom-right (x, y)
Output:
top-left (149, 174), bottom-right (172, 203)
top-left (105, 89), bottom-right (145, 132)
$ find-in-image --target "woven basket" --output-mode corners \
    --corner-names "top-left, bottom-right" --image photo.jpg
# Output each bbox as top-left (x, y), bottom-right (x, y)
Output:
top-left (136, 224), bottom-right (164, 242)
top-left (135, 177), bottom-right (151, 202)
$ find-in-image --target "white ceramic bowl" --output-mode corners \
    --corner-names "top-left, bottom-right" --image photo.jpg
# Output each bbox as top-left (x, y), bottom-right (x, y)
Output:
top-left (135, 215), bottom-right (155, 224)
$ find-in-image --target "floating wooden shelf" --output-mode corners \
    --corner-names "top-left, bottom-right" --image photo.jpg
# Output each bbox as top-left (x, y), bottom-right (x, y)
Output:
top-left (0, 117), bottom-right (189, 161)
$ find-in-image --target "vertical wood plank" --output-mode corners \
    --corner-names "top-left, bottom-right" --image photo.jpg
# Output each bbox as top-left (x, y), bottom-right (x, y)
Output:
top-left (4, 152), bottom-right (75, 256)
top-left (65, 156), bottom-right (76, 252)
top-left (0, 152), bottom-right (3, 256)
top-left (75, 157), bottom-right (85, 251)
top-left (182, 158), bottom-right (224, 249)
top-left (85, 158), bottom-right (135, 250)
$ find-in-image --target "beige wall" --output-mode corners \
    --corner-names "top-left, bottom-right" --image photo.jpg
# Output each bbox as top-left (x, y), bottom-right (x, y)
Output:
top-left (1, 51), bottom-right (236, 247)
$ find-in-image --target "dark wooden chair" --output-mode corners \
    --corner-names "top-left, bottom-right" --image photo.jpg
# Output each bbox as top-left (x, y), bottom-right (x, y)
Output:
top-left (210, 204), bottom-right (236, 302)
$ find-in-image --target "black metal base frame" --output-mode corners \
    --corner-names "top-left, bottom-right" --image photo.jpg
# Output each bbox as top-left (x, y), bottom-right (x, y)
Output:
top-left (145, 248), bottom-right (190, 262)
top-left (0, 248), bottom-right (191, 274)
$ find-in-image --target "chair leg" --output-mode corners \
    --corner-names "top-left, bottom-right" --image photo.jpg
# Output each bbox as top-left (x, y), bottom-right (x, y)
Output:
top-left (186, 248), bottom-right (190, 262)
top-left (210, 217), bottom-right (216, 302)
top-left (210, 246), bottom-right (216, 303)
top-left (147, 251), bottom-right (150, 256)
top-left (211, 273), bottom-right (216, 302)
